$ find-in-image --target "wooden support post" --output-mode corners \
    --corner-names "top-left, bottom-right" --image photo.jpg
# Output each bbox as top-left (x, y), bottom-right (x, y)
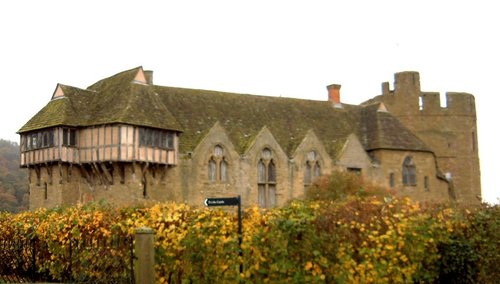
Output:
top-left (46, 164), bottom-right (53, 185)
top-left (99, 162), bottom-right (113, 185)
top-left (91, 163), bottom-right (106, 186)
top-left (135, 227), bottom-right (155, 284)
top-left (80, 165), bottom-right (93, 187)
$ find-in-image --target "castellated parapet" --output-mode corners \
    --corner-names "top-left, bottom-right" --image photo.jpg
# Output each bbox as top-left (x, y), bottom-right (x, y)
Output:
top-left (374, 71), bottom-right (481, 205)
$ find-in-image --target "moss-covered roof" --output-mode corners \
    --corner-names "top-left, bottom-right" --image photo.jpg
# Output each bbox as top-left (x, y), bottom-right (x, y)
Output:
top-left (18, 67), bottom-right (182, 133)
top-left (19, 67), bottom-right (433, 159)
top-left (360, 104), bottom-right (431, 152)
top-left (155, 86), bottom-right (361, 157)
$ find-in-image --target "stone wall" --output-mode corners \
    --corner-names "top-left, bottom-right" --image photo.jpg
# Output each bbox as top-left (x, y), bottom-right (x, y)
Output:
top-left (369, 149), bottom-right (449, 202)
top-left (377, 71), bottom-right (481, 205)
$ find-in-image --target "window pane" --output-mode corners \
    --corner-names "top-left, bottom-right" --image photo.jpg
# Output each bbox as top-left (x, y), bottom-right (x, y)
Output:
top-left (268, 160), bottom-right (276, 182)
top-left (32, 134), bottom-right (38, 149)
top-left (402, 167), bottom-right (409, 185)
top-left (167, 132), bottom-right (174, 148)
top-left (268, 185), bottom-right (276, 208)
top-left (49, 131), bottom-right (54, 147)
top-left (258, 185), bottom-right (266, 207)
top-left (258, 160), bottom-right (266, 183)
top-left (220, 159), bottom-right (228, 182)
top-left (262, 148), bottom-right (271, 160)
top-left (314, 162), bottom-right (321, 177)
top-left (208, 159), bottom-right (216, 182)
top-left (409, 166), bottom-right (417, 185)
top-left (304, 162), bottom-right (312, 185)
top-left (153, 130), bottom-right (161, 147)
top-left (139, 128), bottom-right (146, 146)
top-left (403, 156), bottom-right (416, 186)
top-left (307, 150), bottom-right (317, 161)
top-left (160, 132), bottom-right (167, 148)
top-left (69, 129), bottom-right (76, 146)
top-left (214, 145), bottom-right (223, 157)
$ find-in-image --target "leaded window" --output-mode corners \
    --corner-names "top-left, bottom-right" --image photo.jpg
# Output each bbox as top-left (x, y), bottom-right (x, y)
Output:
top-left (402, 156), bottom-right (417, 186)
top-left (208, 145), bottom-right (228, 183)
top-left (139, 127), bottom-right (174, 149)
top-left (25, 129), bottom-right (55, 150)
top-left (258, 148), bottom-right (277, 208)
top-left (304, 150), bottom-right (321, 187)
top-left (62, 128), bottom-right (76, 146)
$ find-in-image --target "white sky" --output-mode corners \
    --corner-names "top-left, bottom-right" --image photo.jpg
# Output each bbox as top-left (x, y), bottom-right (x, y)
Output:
top-left (1, 0), bottom-right (498, 204)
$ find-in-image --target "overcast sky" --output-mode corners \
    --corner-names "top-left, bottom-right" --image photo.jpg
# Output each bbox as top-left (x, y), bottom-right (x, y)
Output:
top-left (1, 0), bottom-right (498, 203)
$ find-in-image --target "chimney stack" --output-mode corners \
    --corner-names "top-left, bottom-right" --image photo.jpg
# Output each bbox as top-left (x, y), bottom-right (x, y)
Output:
top-left (327, 84), bottom-right (342, 106)
top-left (144, 70), bottom-right (153, 85)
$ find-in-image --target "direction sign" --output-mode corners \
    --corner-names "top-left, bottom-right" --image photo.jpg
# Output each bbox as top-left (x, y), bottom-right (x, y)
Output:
top-left (204, 197), bottom-right (240, 207)
top-left (203, 195), bottom-right (243, 273)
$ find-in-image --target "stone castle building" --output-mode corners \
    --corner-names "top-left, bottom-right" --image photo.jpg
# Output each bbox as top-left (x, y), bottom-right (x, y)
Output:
top-left (18, 67), bottom-right (481, 209)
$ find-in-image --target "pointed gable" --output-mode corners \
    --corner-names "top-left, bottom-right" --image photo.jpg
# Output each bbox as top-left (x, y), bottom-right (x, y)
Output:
top-left (244, 126), bottom-right (288, 164)
top-left (52, 84), bottom-right (65, 99)
top-left (133, 68), bottom-right (148, 84)
top-left (191, 121), bottom-right (239, 163)
top-left (292, 129), bottom-right (333, 169)
top-left (336, 133), bottom-right (373, 169)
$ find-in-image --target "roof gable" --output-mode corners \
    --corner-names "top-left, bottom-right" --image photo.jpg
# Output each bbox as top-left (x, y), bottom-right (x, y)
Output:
top-left (51, 84), bottom-right (65, 100)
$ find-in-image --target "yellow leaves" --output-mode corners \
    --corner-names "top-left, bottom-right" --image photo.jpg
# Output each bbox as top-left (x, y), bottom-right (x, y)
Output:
top-left (305, 261), bottom-right (313, 271)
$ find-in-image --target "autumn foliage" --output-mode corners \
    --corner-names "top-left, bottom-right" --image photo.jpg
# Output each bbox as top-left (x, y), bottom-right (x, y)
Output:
top-left (1, 173), bottom-right (498, 283)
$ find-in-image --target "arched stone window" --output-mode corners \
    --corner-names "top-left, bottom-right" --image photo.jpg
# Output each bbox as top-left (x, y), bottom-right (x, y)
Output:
top-left (304, 150), bottom-right (321, 187)
top-left (402, 156), bottom-right (417, 186)
top-left (208, 145), bottom-right (228, 183)
top-left (257, 148), bottom-right (276, 208)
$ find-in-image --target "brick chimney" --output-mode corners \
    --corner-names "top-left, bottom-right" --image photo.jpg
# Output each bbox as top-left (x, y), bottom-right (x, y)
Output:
top-left (327, 84), bottom-right (342, 106)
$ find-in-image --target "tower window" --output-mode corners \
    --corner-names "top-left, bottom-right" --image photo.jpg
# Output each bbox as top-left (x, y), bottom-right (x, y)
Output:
top-left (402, 156), bottom-right (417, 186)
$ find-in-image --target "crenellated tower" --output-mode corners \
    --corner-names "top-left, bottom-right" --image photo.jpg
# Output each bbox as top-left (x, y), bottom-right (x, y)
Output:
top-left (372, 71), bottom-right (481, 204)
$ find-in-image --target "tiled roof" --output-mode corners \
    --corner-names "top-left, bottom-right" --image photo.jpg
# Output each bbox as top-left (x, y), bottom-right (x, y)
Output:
top-left (18, 67), bottom-right (182, 133)
top-left (155, 86), bottom-right (360, 157)
top-left (360, 103), bottom-right (431, 152)
top-left (19, 67), bottom-right (433, 158)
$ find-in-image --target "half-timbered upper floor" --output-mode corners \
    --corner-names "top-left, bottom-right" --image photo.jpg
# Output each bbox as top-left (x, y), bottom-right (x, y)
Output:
top-left (19, 125), bottom-right (179, 166)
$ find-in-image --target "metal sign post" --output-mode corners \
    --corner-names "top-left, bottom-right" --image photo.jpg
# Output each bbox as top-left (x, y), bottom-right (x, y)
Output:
top-left (204, 195), bottom-right (243, 273)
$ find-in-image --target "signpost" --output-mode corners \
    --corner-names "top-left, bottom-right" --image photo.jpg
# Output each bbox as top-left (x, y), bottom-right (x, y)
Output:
top-left (204, 197), bottom-right (240, 207)
top-left (204, 195), bottom-right (243, 273)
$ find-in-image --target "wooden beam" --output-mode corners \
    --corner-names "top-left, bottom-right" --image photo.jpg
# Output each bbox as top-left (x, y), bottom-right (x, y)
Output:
top-left (58, 162), bottom-right (63, 184)
top-left (80, 165), bottom-right (93, 187)
top-left (100, 162), bottom-right (113, 185)
top-left (91, 162), bottom-right (106, 186)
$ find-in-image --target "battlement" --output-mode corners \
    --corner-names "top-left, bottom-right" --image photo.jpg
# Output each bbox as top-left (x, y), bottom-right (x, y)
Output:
top-left (381, 71), bottom-right (476, 115)
top-left (419, 92), bottom-right (476, 115)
